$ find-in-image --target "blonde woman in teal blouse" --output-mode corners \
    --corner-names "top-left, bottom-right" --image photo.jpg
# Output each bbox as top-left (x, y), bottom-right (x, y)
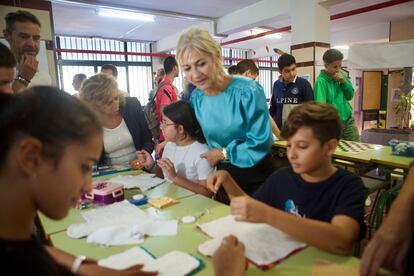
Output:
top-left (176, 27), bottom-right (275, 203)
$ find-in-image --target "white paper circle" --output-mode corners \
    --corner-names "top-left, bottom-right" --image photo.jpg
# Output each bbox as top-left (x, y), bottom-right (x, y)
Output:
top-left (132, 194), bottom-right (144, 200)
top-left (181, 216), bottom-right (196, 224)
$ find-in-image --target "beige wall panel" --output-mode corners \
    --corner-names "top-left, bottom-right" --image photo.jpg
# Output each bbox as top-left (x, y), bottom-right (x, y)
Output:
top-left (315, 46), bottom-right (328, 64)
top-left (296, 66), bottom-right (313, 87)
top-left (390, 16), bottom-right (414, 42)
top-left (47, 50), bottom-right (57, 85)
top-left (0, 5), bottom-right (52, 40)
top-left (292, 47), bottom-right (313, 63)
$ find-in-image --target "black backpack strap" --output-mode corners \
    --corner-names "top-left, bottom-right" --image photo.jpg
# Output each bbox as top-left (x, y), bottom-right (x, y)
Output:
top-left (162, 88), bottom-right (173, 101)
top-left (153, 81), bottom-right (173, 101)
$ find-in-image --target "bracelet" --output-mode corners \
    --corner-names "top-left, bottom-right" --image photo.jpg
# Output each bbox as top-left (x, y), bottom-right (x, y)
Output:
top-left (15, 75), bottom-right (31, 86)
top-left (71, 255), bottom-right (86, 274)
top-left (145, 161), bottom-right (156, 171)
top-left (221, 148), bottom-right (228, 161)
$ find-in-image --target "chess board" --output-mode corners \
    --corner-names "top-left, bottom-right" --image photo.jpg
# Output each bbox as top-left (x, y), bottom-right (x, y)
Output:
top-left (336, 140), bottom-right (376, 153)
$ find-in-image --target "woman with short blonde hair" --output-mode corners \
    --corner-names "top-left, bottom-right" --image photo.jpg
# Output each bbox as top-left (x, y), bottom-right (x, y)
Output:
top-left (80, 74), bottom-right (153, 165)
top-left (79, 73), bottom-right (125, 108)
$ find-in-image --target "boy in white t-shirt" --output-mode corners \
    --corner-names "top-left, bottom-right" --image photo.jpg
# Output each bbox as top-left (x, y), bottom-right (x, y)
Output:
top-left (137, 101), bottom-right (214, 197)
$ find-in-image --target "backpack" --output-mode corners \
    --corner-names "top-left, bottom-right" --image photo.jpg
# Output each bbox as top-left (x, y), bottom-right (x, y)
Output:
top-left (143, 81), bottom-right (171, 141)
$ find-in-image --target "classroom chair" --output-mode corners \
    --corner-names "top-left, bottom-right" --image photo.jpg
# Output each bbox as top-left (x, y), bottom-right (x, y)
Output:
top-left (372, 183), bottom-right (401, 231)
top-left (353, 176), bottom-right (389, 257)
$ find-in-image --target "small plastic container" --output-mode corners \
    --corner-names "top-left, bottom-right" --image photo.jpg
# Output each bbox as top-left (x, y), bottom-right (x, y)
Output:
top-left (128, 194), bottom-right (148, 206)
top-left (378, 110), bottom-right (386, 128)
top-left (389, 139), bottom-right (414, 157)
top-left (84, 181), bottom-right (124, 204)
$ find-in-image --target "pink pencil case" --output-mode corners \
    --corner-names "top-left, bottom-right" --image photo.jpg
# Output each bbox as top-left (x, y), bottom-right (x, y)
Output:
top-left (84, 181), bottom-right (124, 204)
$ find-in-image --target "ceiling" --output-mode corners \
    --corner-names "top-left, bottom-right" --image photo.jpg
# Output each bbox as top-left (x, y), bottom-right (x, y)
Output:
top-left (50, 0), bottom-right (414, 54)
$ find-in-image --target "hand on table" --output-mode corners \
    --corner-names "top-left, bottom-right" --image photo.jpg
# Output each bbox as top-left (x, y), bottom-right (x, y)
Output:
top-left (206, 170), bottom-right (232, 193)
top-left (230, 196), bottom-right (269, 223)
top-left (157, 158), bottom-right (177, 180)
top-left (81, 263), bottom-right (157, 275)
top-left (213, 235), bottom-right (246, 276)
top-left (136, 150), bottom-right (154, 167)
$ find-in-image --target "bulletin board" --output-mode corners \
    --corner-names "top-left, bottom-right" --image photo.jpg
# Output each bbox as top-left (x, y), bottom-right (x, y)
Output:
top-left (362, 71), bottom-right (382, 110)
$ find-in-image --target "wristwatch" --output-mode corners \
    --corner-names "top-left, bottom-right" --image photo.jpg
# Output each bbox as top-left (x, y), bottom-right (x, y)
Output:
top-left (15, 75), bottom-right (31, 87)
top-left (221, 148), bottom-right (228, 161)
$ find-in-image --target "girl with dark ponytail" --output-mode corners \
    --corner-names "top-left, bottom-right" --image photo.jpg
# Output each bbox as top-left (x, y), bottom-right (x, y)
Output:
top-left (0, 87), bottom-right (155, 275)
top-left (137, 101), bottom-right (214, 197)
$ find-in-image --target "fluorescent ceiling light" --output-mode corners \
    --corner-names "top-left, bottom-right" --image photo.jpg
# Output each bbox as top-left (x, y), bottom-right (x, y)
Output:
top-left (250, 28), bottom-right (268, 35)
top-left (97, 8), bottom-right (155, 22)
top-left (250, 28), bottom-right (281, 39)
top-left (266, 33), bottom-right (282, 39)
top-left (332, 45), bottom-right (349, 50)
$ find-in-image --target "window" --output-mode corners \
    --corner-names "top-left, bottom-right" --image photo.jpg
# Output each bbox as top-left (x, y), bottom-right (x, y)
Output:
top-left (56, 36), bottom-right (153, 104)
top-left (257, 56), bottom-right (280, 100)
top-left (128, 65), bottom-right (153, 104)
top-left (222, 47), bottom-right (248, 66)
top-left (219, 49), bottom-right (280, 98)
top-left (60, 65), bottom-right (95, 94)
top-left (96, 65), bottom-right (128, 93)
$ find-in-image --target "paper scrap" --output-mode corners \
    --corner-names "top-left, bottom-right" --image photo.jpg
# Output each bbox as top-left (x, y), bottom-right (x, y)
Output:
top-left (99, 249), bottom-right (200, 276)
top-left (109, 173), bottom-right (166, 191)
top-left (198, 215), bottom-right (305, 266)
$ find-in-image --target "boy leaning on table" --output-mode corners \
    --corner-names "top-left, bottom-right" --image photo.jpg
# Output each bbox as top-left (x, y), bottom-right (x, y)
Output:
top-left (207, 101), bottom-right (366, 255)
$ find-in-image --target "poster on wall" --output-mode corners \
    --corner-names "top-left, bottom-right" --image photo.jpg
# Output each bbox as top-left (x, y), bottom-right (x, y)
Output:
top-left (391, 88), bottom-right (401, 102)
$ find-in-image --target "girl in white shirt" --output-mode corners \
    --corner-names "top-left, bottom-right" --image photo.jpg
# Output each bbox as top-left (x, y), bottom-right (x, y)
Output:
top-left (137, 101), bottom-right (214, 197)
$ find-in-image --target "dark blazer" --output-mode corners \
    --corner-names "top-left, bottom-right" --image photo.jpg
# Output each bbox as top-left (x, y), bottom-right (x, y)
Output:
top-left (98, 97), bottom-right (153, 165)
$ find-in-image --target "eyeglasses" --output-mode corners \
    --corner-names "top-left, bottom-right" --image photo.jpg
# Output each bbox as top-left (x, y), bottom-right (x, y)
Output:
top-left (160, 120), bottom-right (176, 127)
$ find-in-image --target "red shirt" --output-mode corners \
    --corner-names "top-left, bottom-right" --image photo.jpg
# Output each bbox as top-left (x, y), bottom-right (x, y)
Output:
top-left (156, 75), bottom-right (178, 141)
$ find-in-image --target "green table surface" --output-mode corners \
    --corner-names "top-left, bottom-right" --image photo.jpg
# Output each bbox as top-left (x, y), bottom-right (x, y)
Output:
top-left (368, 146), bottom-right (413, 170)
top-left (274, 140), bottom-right (412, 170)
top-left (273, 140), bottom-right (373, 163)
top-left (39, 171), bottom-right (194, 236)
top-left (49, 194), bottom-right (363, 275)
top-left (93, 170), bottom-right (195, 200)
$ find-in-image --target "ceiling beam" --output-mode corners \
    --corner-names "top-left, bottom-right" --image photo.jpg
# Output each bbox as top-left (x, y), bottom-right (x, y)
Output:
top-left (154, 21), bottom-right (215, 53)
top-left (216, 0), bottom-right (290, 35)
top-left (50, 0), bottom-right (214, 21)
